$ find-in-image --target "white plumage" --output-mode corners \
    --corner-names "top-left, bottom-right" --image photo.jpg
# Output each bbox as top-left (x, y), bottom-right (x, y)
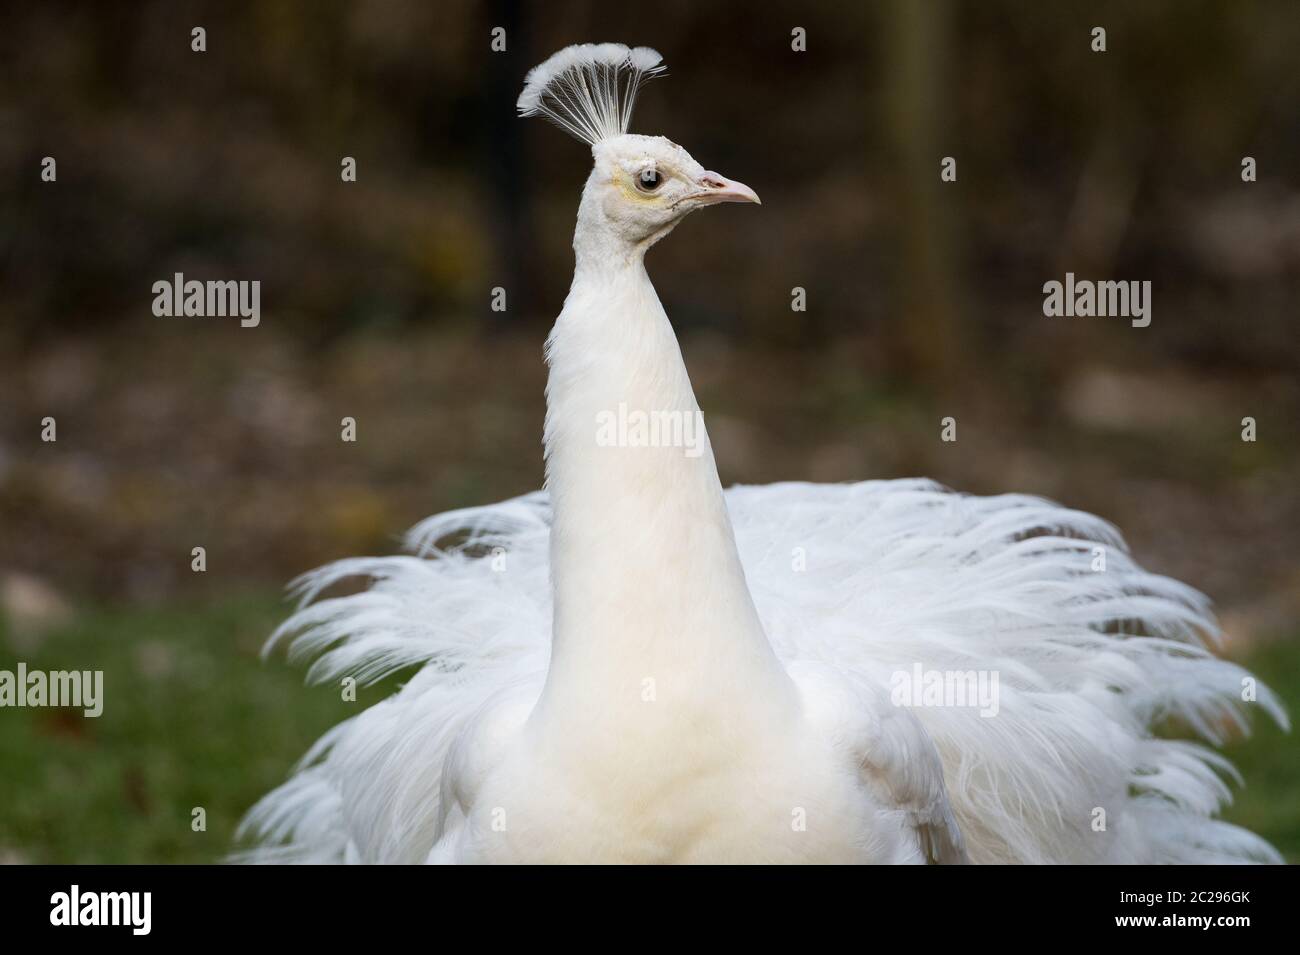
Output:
top-left (236, 44), bottom-right (1285, 864)
top-left (517, 43), bottom-right (665, 144)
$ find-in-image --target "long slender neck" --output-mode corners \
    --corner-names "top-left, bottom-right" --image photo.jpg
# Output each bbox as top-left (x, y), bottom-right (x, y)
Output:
top-left (536, 204), bottom-right (791, 720)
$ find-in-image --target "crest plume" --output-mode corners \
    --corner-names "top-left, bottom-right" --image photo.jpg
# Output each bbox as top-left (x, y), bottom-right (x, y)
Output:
top-left (517, 43), bottom-right (665, 145)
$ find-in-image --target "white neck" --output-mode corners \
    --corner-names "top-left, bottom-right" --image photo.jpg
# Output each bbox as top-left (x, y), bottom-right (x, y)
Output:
top-left (535, 187), bottom-right (792, 725)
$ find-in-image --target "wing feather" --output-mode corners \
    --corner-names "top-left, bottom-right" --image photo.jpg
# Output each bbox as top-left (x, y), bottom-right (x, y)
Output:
top-left (237, 480), bottom-right (1283, 864)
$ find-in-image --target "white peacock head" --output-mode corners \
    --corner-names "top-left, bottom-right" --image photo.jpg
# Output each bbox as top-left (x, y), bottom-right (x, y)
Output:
top-left (517, 43), bottom-right (759, 247)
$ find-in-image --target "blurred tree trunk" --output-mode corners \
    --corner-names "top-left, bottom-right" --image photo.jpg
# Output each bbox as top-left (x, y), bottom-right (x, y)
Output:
top-left (883, 0), bottom-right (963, 393)
top-left (485, 0), bottom-right (531, 329)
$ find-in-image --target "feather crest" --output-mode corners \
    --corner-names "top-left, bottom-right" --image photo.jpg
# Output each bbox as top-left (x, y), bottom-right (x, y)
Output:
top-left (517, 42), bottom-right (665, 144)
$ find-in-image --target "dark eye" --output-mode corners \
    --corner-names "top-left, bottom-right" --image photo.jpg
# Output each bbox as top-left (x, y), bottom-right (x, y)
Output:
top-left (638, 168), bottom-right (662, 192)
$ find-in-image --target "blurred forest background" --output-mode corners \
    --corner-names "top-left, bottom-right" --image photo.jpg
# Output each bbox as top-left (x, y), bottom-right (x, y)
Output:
top-left (0, 0), bottom-right (1297, 862)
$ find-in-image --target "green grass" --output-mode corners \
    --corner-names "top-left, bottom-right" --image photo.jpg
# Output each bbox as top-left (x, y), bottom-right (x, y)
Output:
top-left (1220, 639), bottom-right (1300, 862)
top-left (0, 598), bottom-right (1296, 863)
top-left (0, 594), bottom-right (393, 863)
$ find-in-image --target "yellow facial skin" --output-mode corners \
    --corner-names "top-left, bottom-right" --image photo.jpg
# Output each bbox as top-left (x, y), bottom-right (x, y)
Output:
top-left (614, 165), bottom-right (676, 206)
top-left (590, 136), bottom-right (727, 246)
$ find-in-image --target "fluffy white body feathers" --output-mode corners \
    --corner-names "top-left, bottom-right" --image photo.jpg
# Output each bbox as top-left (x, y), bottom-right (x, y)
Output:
top-left (238, 479), bottom-right (1285, 863)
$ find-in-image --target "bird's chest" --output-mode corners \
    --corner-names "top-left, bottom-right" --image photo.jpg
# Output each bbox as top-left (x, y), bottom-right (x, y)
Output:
top-left (453, 719), bottom-right (877, 864)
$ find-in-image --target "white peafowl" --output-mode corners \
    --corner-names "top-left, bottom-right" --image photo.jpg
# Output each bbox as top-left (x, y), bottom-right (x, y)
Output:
top-left (237, 43), bottom-right (1286, 864)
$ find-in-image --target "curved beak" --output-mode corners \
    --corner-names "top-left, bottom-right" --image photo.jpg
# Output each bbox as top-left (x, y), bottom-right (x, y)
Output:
top-left (695, 171), bottom-right (761, 206)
